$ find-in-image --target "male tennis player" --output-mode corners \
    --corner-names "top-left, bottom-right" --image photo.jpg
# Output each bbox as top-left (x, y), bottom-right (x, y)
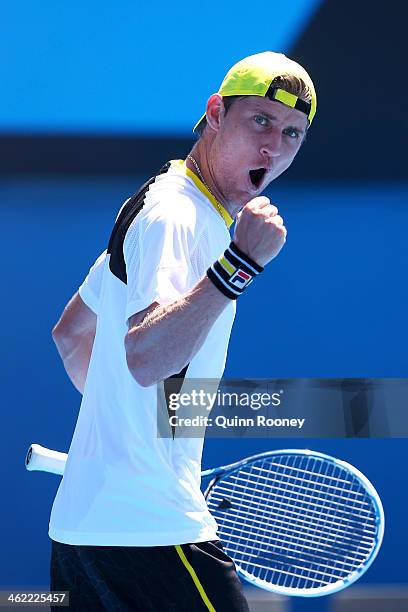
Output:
top-left (49, 51), bottom-right (316, 611)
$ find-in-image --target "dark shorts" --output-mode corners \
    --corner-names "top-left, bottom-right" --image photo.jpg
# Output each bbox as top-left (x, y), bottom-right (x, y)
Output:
top-left (50, 539), bottom-right (250, 612)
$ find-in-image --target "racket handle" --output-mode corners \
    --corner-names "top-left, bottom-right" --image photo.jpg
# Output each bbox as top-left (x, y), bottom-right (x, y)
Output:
top-left (25, 444), bottom-right (67, 476)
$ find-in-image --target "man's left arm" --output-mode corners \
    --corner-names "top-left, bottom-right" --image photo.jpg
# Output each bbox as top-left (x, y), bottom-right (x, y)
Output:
top-left (52, 250), bottom-right (105, 393)
top-left (52, 291), bottom-right (96, 394)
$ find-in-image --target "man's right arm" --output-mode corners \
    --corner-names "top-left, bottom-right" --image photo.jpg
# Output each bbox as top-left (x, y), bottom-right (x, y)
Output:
top-left (125, 196), bottom-right (286, 387)
top-left (125, 276), bottom-right (229, 387)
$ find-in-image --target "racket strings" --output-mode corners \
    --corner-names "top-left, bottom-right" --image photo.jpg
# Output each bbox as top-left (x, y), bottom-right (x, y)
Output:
top-left (207, 514), bottom-right (367, 575)
top-left (209, 489), bottom-right (372, 575)
top-left (213, 465), bottom-right (376, 545)
top-left (215, 541), bottom-right (349, 583)
top-left (227, 470), bottom-right (374, 520)
top-left (206, 454), bottom-right (378, 591)
top-left (250, 463), bottom-right (371, 505)
top-left (209, 494), bottom-right (374, 558)
top-left (216, 472), bottom-right (376, 534)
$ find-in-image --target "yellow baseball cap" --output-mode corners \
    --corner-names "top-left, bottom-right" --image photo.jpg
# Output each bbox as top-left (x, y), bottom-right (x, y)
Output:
top-left (193, 51), bottom-right (317, 132)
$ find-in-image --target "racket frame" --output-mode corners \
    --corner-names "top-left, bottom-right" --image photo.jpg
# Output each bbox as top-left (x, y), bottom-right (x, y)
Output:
top-left (202, 449), bottom-right (385, 597)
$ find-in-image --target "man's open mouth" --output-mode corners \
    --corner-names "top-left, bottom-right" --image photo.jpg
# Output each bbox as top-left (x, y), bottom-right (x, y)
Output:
top-left (249, 168), bottom-right (267, 189)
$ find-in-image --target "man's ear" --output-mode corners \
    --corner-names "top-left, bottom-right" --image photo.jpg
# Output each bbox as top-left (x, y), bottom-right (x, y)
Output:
top-left (205, 94), bottom-right (225, 132)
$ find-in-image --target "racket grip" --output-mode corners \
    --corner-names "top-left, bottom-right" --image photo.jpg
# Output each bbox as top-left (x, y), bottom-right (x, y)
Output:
top-left (25, 444), bottom-right (67, 476)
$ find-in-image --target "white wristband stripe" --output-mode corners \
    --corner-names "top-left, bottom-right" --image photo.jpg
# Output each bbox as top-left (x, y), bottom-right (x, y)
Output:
top-left (225, 248), bottom-right (259, 276)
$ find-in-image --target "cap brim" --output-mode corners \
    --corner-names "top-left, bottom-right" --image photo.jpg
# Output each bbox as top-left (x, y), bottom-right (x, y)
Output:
top-left (193, 112), bottom-right (206, 133)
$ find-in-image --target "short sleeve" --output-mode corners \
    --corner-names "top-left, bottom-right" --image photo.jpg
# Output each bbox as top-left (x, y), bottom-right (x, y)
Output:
top-left (124, 202), bottom-right (201, 321)
top-left (78, 250), bottom-right (107, 314)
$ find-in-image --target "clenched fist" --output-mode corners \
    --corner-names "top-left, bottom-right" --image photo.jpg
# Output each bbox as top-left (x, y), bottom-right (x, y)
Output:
top-left (233, 197), bottom-right (287, 267)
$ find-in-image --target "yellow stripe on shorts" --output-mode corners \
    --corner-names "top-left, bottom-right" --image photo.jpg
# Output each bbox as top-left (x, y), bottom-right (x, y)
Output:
top-left (174, 545), bottom-right (216, 612)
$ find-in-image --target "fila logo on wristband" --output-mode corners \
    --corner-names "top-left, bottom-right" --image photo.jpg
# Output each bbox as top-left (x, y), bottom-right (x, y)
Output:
top-left (230, 269), bottom-right (252, 288)
top-left (207, 242), bottom-right (264, 300)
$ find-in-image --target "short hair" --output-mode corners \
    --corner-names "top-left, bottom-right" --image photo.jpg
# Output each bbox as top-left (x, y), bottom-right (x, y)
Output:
top-left (194, 74), bottom-right (313, 139)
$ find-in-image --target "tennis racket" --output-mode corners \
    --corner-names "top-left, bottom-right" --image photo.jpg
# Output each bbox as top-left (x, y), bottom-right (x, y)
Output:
top-left (26, 444), bottom-right (384, 597)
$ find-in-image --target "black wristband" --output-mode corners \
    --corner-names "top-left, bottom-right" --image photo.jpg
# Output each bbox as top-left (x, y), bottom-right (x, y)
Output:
top-left (207, 242), bottom-right (264, 300)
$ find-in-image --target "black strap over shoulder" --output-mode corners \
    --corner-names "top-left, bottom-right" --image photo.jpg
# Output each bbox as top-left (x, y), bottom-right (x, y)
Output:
top-left (107, 161), bottom-right (172, 284)
top-left (108, 160), bottom-right (189, 393)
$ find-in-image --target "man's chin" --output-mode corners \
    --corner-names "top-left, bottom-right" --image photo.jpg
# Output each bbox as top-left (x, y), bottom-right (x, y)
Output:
top-left (245, 185), bottom-right (266, 199)
top-left (233, 190), bottom-right (259, 210)
top-left (227, 182), bottom-right (267, 210)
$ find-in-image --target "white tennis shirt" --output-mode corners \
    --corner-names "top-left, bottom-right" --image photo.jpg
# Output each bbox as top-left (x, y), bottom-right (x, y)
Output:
top-left (49, 160), bottom-right (236, 545)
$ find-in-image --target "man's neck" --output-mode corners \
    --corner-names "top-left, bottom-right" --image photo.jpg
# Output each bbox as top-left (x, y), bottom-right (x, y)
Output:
top-left (186, 143), bottom-right (241, 219)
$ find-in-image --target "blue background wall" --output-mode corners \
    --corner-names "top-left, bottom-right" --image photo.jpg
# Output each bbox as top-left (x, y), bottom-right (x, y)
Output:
top-left (1, 0), bottom-right (321, 134)
top-left (1, 0), bottom-right (407, 609)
